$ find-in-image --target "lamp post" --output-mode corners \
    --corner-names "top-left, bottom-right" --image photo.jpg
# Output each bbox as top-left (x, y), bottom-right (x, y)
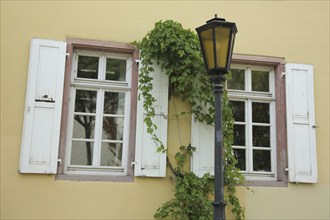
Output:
top-left (196, 15), bottom-right (237, 220)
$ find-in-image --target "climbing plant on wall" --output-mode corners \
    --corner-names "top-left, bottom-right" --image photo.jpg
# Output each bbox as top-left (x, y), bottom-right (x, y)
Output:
top-left (135, 20), bottom-right (245, 220)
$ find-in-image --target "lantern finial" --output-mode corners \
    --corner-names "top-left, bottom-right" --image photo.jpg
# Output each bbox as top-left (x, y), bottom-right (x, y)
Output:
top-left (207, 15), bottom-right (226, 23)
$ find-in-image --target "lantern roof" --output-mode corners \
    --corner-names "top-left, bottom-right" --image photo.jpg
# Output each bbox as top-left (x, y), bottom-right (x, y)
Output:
top-left (196, 14), bottom-right (238, 34)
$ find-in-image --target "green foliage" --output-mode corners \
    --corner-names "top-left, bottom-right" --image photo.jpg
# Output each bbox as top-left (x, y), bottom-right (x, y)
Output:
top-left (154, 146), bottom-right (213, 220)
top-left (154, 172), bottom-right (213, 220)
top-left (135, 20), bottom-right (245, 220)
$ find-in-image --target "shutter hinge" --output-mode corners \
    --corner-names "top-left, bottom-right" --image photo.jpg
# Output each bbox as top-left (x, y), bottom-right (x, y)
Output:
top-left (134, 59), bottom-right (141, 65)
top-left (66, 53), bottom-right (70, 57)
top-left (281, 72), bottom-right (286, 78)
top-left (57, 158), bottom-right (62, 164)
top-left (131, 161), bottom-right (137, 167)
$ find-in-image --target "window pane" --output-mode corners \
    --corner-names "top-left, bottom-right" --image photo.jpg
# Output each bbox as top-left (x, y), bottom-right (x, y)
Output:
top-left (102, 117), bottom-right (124, 140)
top-left (100, 143), bottom-right (123, 166)
top-left (253, 150), bottom-right (271, 172)
top-left (252, 70), bottom-right (269, 92)
top-left (228, 69), bottom-right (245, 90)
top-left (77, 56), bottom-right (99, 79)
top-left (233, 149), bottom-right (246, 171)
top-left (252, 102), bottom-right (270, 123)
top-left (253, 126), bottom-right (270, 147)
top-left (106, 58), bottom-right (127, 81)
top-left (75, 90), bottom-right (97, 113)
top-left (104, 92), bottom-right (125, 115)
top-left (233, 125), bottom-right (245, 146)
top-left (73, 115), bottom-right (95, 139)
top-left (230, 101), bottom-right (245, 122)
top-left (70, 141), bottom-right (94, 166)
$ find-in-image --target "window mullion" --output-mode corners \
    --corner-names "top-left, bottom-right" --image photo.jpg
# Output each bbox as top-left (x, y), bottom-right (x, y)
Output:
top-left (99, 55), bottom-right (106, 80)
top-left (72, 53), bottom-right (78, 83)
top-left (92, 56), bottom-right (106, 166)
top-left (246, 67), bottom-right (251, 92)
top-left (269, 70), bottom-right (275, 96)
top-left (126, 58), bottom-right (132, 89)
top-left (92, 89), bottom-right (104, 166)
top-left (247, 99), bottom-right (253, 173)
top-left (270, 101), bottom-right (277, 176)
top-left (121, 91), bottom-right (131, 173)
top-left (243, 100), bottom-right (248, 172)
top-left (65, 88), bottom-right (77, 169)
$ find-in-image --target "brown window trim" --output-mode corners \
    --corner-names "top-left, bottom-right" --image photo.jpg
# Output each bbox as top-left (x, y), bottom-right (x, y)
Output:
top-left (232, 54), bottom-right (288, 187)
top-left (56, 38), bottom-right (139, 182)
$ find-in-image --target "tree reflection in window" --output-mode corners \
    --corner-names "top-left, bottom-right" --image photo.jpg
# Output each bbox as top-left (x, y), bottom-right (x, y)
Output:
top-left (102, 92), bottom-right (125, 166)
top-left (73, 90), bottom-right (96, 165)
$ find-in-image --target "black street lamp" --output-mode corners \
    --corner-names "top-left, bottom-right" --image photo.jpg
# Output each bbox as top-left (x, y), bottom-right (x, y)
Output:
top-left (196, 15), bottom-right (238, 220)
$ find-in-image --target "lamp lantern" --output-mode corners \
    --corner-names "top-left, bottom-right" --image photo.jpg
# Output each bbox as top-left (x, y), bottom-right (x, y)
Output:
top-left (196, 14), bottom-right (237, 75)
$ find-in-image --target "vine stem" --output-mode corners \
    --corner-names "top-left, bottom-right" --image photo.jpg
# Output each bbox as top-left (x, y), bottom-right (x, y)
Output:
top-left (172, 97), bottom-right (183, 147)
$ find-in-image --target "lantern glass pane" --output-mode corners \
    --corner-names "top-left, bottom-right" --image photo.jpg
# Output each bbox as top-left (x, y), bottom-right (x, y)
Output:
top-left (228, 32), bottom-right (236, 69)
top-left (215, 27), bottom-right (230, 68)
top-left (200, 28), bottom-right (215, 70)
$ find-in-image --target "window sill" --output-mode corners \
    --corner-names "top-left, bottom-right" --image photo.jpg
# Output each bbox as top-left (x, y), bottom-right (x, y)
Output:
top-left (56, 173), bottom-right (133, 182)
top-left (242, 179), bottom-right (288, 187)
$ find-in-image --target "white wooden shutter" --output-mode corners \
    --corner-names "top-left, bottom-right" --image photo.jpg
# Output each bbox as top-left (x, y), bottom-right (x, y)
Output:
top-left (135, 63), bottom-right (169, 177)
top-left (191, 116), bottom-right (214, 177)
top-left (286, 63), bottom-right (318, 183)
top-left (19, 38), bottom-right (66, 174)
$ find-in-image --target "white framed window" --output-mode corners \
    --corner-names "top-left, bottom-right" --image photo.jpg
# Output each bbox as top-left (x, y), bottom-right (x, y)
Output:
top-left (64, 50), bottom-right (132, 176)
top-left (20, 38), bottom-right (170, 181)
top-left (191, 55), bottom-right (287, 185)
top-left (227, 65), bottom-right (277, 181)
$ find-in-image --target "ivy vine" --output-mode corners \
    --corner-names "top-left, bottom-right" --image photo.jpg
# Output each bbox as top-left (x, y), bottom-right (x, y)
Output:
top-left (135, 20), bottom-right (245, 220)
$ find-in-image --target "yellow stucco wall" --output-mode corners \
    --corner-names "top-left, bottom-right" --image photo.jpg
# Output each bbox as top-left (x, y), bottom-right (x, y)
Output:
top-left (1, 1), bottom-right (329, 219)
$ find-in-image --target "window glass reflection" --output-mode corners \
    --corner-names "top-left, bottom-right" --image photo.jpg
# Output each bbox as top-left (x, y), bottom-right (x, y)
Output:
top-left (252, 102), bottom-right (270, 123)
top-left (70, 141), bottom-right (94, 166)
top-left (253, 150), bottom-right (271, 172)
top-left (102, 117), bottom-right (124, 140)
top-left (230, 101), bottom-right (245, 122)
top-left (233, 125), bottom-right (245, 146)
top-left (106, 58), bottom-right (126, 81)
top-left (233, 149), bottom-right (246, 171)
top-left (77, 56), bottom-right (99, 79)
top-left (104, 92), bottom-right (125, 115)
top-left (100, 143), bottom-right (122, 167)
top-left (228, 69), bottom-right (245, 90)
top-left (74, 90), bottom-right (97, 113)
top-left (73, 115), bottom-right (95, 139)
top-left (253, 126), bottom-right (270, 147)
top-left (252, 70), bottom-right (269, 92)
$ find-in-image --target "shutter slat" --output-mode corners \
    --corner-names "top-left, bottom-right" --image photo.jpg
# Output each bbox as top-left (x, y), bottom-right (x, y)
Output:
top-left (19, 38), bottom-right (66, 174)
